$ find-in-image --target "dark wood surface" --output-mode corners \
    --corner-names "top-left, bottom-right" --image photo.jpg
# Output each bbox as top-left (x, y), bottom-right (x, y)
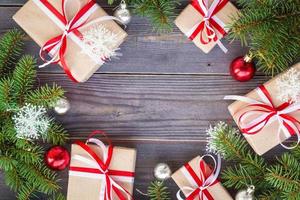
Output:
top-left (0, 0), bottom-right (287, 199)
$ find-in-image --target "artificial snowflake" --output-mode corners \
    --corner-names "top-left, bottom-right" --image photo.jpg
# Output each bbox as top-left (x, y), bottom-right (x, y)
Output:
top-left (82, 24), bottom-right (121, 61)
top-left (12, 104), bottom-right (50, 140)
top-left (276, 68), bottom-right (300, 103)
top-left (205, 121), bottom-right (239, 158)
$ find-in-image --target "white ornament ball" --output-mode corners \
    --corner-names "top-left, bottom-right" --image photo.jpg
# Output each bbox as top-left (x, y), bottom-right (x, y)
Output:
top-left (154, 163), bottom-right (172, 181)
top-left (235, 185), bottom-right (255, 200)
top-left (114, 3), bottom-right (131, 25)
top-left (54, 98), bottom-right (70, 115)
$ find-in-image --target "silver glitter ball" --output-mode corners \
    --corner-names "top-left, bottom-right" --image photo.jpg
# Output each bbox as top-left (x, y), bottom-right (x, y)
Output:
top-left (235, 185), bottom-right (255, 200)
top-left (113, 2), bottom-right (131, 25)
top-left (54, 98), bottom-right (70, 115)
top-left (154, 163), bottom-right (172, 181)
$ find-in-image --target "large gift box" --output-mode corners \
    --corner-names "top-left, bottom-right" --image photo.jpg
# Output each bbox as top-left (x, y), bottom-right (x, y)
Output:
top-left (175, 0), bottom-right (239, 53)
top-left (172, 156), bottom-right (233, 200)
top-left (67, 138), bottom-right (136, 200)
top-left (13, 0), bottom-right (127, 82)
top-left (226, 62), bottom-right (300, 155)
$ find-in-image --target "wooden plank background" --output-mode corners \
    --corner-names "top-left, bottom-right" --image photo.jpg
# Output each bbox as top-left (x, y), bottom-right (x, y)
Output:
top-left (0, 0), bottom-right (290, 199)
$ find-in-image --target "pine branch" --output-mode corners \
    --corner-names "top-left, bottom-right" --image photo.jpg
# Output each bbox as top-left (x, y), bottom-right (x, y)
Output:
top-left (17, 182), bottom-right (37, 200)
top-left (12, 55), bottom-right (36, 103)
top-left (25, 84), bottom-right (64, 108)
top-left (45, 121), bottom-right (68, 145)
top-left (147, 180), bottom-right (170, 200)
top-left (0, 29), bottom-right (24, 76)
top-left (4, 169), bottom-right (24, 192)
top-left (0, 78), bottom-right (16, 111)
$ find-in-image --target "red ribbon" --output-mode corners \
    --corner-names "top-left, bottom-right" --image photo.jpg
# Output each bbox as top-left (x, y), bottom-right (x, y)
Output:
top-left (190, 0), bottom-right (228, 44)
top-left (70, 136), bottom-right (134, 200)
top-left (238, 85), bottom-right (300, 136)
top-left (185, 160), bottom-right (219, 200)
top-left (39, 0), bottom-right (97, 82)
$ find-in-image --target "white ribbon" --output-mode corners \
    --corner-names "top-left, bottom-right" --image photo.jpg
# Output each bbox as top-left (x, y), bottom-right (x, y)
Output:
top-left (224, 87), bottom-right (300, 150)
top-left (176, 154), bottom-right (221, 200)
top-left (33, 0), bottom-right (124, 69)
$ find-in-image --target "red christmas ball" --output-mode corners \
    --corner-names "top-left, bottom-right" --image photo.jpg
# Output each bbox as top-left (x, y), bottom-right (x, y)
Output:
top-left (45, 146), bottom-right (70, 171)
top-left (230, 55), bottom-right (255, 82)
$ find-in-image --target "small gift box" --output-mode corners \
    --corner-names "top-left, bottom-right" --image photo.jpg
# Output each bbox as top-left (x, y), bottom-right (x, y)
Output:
top-left (225, 62), bottom-right (300, 155)
top-left (67, 133), bottom-right (136, 200)
top-left (172, 155), bottom-right (233, 200)
top-left (175, 0), bottom-right (239, 53)
top-left (13, 0), bottom-right (127, 83)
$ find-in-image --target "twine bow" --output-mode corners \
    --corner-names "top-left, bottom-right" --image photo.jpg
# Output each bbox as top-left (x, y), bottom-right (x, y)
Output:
top-left (69, 131), bottom-right (134, 200)
top-left (177, 154), bottom-right (221, 200)
top-left (224, 85), bottom-right (300, 149)
top-left (189, 0), bottom-right (229, 53)
top-left (33, 0), bottom-right (123, 82)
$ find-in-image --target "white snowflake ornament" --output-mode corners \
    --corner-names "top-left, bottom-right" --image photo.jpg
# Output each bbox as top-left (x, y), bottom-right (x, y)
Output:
top-left (276, 68), bottom-right (300, 103)
top-left (82, 24), bottom-right (121, 62)
top-left (12, 104), bottom-right (50, 140)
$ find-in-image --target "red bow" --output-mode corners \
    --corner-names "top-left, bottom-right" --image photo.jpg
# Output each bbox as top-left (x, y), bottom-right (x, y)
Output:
top-left (69, 131), bottom-right (134, 200)
top-left (38, 0), bottom-right (97, 82)
top-left (190, 0), bottom-right (228, 44)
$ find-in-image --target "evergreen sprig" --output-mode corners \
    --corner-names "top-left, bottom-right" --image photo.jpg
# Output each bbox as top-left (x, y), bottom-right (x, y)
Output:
top-left (147, 180), bottom-right (170, 200)
top-left (0, 30), bottom-right (67, 200)
top-left (207, 122), bottom-right (300, 199)
top-left (228, 0), bottom-right (300, 76)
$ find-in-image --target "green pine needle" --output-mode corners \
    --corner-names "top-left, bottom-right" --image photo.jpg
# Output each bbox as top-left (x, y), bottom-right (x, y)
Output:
top-left (0, 29), bottom-right (24, 76)
top-left (0, 30), bottom-right (67, 199)
top-left (147, 180), bottom-right (170, 200)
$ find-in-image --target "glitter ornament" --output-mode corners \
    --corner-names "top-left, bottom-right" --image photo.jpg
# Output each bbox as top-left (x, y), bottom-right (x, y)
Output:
top-left (154, 163), bottom-right (172, 180)
top-left (114, 0), bottom-right (131, 25)
top-left (235, 185), bottom-right (255, 200)
top-left (54, 98), bottom-right (70, 115)
top-left (45, 146), bottom-right (70, 171)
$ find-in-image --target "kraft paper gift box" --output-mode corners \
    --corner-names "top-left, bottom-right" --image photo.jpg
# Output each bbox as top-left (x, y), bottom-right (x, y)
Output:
top-left (13, 0), bottom-right (127, 82)
top-left (175, 0), bottom-right (239, 53)
top-left (67, 142), bottom-right (136, 200)
top-left (172, 156), bottom-right (233, 200)
top-left (227, 62), bottom-right (300, 155)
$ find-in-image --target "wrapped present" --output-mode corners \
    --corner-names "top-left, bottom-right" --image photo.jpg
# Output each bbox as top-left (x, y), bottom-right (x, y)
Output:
top-left (225, 62), bottom-right (300, 155)
top-left (172, 155), bottom-right (233, 200)
top-left (175, 0), bottom-right (239, 53)
top-left (13, 0), bottom-right (127, 83)
top-left (67, 131), bottom-right (136, 200)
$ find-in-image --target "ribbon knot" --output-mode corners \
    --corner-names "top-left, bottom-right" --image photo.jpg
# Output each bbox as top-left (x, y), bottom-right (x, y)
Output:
top-left (177, 154), bottom-right (221, 200)
top-left (34, 0), bottom-right (124, 82)
top-left (188, 0), bottom-right (229, 53)
top-left (224, 85), bottom-right (300, 150)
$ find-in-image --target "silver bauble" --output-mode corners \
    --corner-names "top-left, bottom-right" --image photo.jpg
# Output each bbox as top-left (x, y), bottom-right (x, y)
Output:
top-left (154, 163), bottom-right (172, 181)
top-left (114, 2), bottom-right (131, 25)
top-left (54, 98), bottom-right (70, 115)
top-left (235, 185), bottom-right (255, 200)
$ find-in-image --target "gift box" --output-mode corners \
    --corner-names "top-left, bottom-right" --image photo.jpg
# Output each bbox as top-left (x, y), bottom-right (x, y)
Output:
top-left (67, 138), bottom-right (136, 200)
top-left (13, 0), bottom-right (127, 83)
top-left (226, 62), bottom-right (300, 155)
top-left (175, 0), bottom-right (239, 53)
top-left (172, 156), bottom-right (233, 200)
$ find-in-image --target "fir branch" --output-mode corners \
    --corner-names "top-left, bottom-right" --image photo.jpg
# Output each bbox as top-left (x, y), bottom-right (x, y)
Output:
top-left (0, 155), bottom-right (17, 171)
top-left (0, 78), bottom-right (16, 111)
top-left (131, 0), bottom-right (178, 32)
top-left (4, 169), bottom-right (23, 192)
top-left (45, 121), bottom-right (68, 145)
top-left (25, 84), bottom-right (64, 108)
top-left (147, 180), bottom-right (170, 200)
top-left (17, 182), bottom-right (37, 200)
top-left (0, 29), bottom-right (24, 76)
top-left (12, 55), bottom-right (36, 103)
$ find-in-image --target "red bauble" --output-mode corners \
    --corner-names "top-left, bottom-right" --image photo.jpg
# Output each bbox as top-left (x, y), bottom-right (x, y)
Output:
top-left (230, 56), bottom-right (255, 82)
top-left (45, 146), bottom-right (70, 171)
